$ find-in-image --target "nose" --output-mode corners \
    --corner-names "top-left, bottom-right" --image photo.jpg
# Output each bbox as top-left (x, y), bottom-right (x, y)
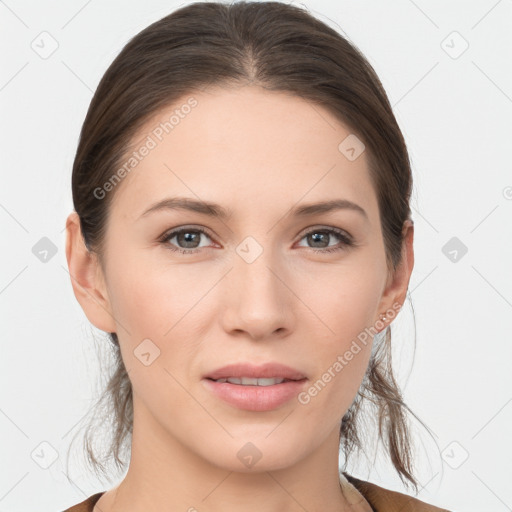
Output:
top-left (221, 251), bottom-right (295, 341)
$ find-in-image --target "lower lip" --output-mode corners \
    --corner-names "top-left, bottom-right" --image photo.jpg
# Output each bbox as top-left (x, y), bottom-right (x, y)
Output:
top-left (202, 378), bottom-right (307, 411)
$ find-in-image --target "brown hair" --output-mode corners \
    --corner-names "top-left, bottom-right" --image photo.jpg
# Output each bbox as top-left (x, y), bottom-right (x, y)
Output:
top-left (67, 0), bottom-right (432, 493)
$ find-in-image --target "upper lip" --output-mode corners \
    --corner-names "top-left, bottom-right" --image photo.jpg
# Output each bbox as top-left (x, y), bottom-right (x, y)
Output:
top-left (204, 363), bottom-right (307, 381)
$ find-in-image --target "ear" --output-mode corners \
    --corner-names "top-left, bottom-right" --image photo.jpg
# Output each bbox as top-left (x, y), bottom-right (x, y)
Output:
top-left (65, 211), bottom-right (117, 333)
top-left (375, 220), bottom-right (414, 330)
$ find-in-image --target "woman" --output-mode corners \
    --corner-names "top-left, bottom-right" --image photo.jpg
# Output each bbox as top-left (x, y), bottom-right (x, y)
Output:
top-left (63, 1), bottom-right (450, 510)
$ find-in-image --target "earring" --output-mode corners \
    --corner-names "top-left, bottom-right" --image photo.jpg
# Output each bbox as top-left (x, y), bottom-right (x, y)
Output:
top-left (380, 314), bottom-right (387, 322)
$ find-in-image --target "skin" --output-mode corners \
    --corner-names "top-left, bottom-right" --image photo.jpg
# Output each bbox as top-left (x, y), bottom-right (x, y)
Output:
top-left (66, 85), bottom-right (414, 512)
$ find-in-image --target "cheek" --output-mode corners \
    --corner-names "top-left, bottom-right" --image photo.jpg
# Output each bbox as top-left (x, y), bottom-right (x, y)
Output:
top-left (107, 255), bottom-right (203, 341)
top-left (297, 325), bottom-right (373, 430)
top-left (108, 264), bottom-right (201, 415)
top-left (106, 258), bottom-right (209, 392)
top-left (294, 267), bottom-right (381, 411)
top-left (299, 261), bottom-right (383, 346)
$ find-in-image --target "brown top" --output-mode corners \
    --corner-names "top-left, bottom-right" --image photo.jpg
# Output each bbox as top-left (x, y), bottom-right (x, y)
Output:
top-left (62, 472), bottom-right (450, 512)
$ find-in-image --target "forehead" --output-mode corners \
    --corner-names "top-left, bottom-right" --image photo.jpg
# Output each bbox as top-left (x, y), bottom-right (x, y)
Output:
top-left (109, 85), bottom-right (378, 225)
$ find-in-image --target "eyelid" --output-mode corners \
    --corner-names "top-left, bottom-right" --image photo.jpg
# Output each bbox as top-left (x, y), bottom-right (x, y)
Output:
top-left (159, 224), bottom-right (212, 238)
top-left (159, 224), bottom-right (353, 245)
top-left (296, 224), bottom-right (353, 241)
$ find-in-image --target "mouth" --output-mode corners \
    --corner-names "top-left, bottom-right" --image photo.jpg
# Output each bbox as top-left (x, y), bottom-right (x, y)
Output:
top-left (206, 376), bottom-right (301, 386)
top-left (204, 362), bottom-right (307, 381)
top-left (202, 363), bottom-right (308, 411)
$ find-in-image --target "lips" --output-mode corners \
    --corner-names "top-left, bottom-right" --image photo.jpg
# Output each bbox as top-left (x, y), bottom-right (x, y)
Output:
top-left (203, 362), bottom-right (307, 382)
top-left (202, 363), bottom-right (308, 411)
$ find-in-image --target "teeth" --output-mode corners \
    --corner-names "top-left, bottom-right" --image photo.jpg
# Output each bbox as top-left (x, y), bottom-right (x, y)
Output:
top-left (215, 377), bottom-right (286, 386)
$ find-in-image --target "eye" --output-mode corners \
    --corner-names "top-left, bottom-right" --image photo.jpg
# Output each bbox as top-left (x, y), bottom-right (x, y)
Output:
top-left (158, 225), bottom-right (355, 255)
top-left (159, 226), bottom-right (214, 254)
top-left (296, 227), bottom-right (354, 254)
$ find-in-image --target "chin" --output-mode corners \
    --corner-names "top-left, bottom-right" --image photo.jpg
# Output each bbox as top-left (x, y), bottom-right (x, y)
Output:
top-left (195, 434), bottom-right (305, 473)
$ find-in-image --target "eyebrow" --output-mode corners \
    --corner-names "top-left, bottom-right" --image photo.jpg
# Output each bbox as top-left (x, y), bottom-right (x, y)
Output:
top-left (139, 197), bottom-right (368, 221)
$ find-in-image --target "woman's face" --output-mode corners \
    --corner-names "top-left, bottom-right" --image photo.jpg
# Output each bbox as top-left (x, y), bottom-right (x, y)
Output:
top-left (70, 85), bottom-right (412, 473)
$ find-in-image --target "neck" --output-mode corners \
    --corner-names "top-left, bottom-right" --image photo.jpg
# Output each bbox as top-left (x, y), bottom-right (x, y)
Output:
top-left (102, 399), bottom-right (367, 512)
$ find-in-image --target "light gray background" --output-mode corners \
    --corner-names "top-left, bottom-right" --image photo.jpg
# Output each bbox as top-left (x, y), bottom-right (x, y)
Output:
top-left (1, 1), bottom-right (511, 511)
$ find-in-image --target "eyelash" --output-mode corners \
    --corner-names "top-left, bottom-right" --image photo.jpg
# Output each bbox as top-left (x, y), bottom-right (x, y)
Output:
top-left (158, 226), bottom-right (355, 255)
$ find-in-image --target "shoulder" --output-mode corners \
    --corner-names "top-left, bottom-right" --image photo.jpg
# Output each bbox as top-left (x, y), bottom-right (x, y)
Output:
top-left (343, 472), bottom-right (451, 512)
top-left (62, 492), bottom-right (105, 512)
